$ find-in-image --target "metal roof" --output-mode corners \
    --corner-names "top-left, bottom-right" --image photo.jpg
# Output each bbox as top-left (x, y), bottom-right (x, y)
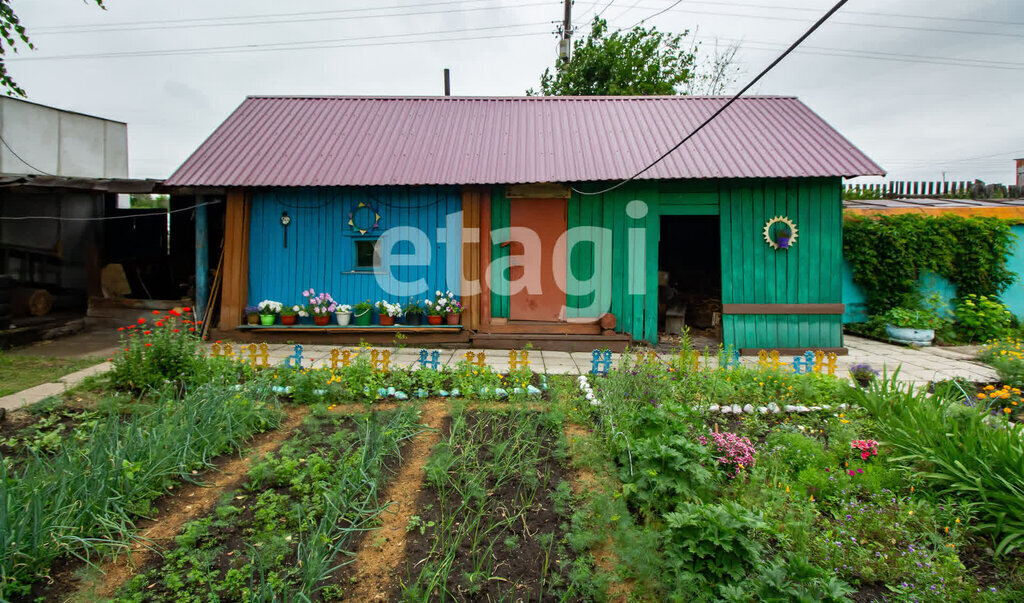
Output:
top-left (844, 197), bottom-right (1024, 210)
top-left (165, 95), bottom-right (884, 187)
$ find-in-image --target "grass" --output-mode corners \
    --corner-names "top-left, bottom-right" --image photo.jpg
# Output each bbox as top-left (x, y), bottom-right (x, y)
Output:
top-left (0, 352), bottom-right (103, 397)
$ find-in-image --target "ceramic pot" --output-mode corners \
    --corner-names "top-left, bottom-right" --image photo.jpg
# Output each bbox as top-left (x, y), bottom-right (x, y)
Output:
top-left (281, 314), bottom-right (297, 326)
top-left (427, 315), bottom-right (443, 325)
top-left (446, 313), bottom-right (461, 326)
top-left (313, 315), bottom-right (331, 326)
top-left (336, 311), bottom-right (352, 326)
top-left (777, 237), bottom-right (791, 249)
top-left (259, 314), bottom-right (276, 326)
top-left (246, 313), bottom-right (259, 325)
top-left (380, 315), bottom-right (395, 326)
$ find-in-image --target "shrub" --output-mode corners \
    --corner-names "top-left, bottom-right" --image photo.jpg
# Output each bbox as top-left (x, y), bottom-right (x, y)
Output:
top-left (621, 434), bottom-right (716, 514)
top-left (953, 294), bottom-right (1013, 343)
top-left (662, 501), bottom-right (767, 589)
top-left (109, 308), bottom-right (202, 390)
top-left (979, 339), bottom-right (1024, 389)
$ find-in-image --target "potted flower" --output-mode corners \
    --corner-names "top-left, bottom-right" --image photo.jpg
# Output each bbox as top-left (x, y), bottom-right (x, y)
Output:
top-left (776, 227), bottom-right (792, 249)
top-left (403, 300), bottom-right (424, 326)
top-left (256, 300), bottom-right (282, 325)
top-left (424, 298), bottom-right (445, 325)
top-left (302, 289), bottom-right (338, 326)
top-left (376, 300), bottom-right (403, 326)
top-left (244, 305), bottom-right (260, 325)
top-left (882, 306), bottom-right (942, 346)
top-left (280, 305), bottom-right (300, 326)
top-left (849, 363), bottom-right (878, 388)
top-left (336, 304), bottom-right (353, 326)
top-left (353, 300), bottom-right (373, 326)
top-left (446, 298), bottom-right (463, 326)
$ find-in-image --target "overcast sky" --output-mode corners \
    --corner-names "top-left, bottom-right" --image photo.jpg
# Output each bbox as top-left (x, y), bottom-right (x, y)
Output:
top-left (7, 0), bottom-right (1023, 184)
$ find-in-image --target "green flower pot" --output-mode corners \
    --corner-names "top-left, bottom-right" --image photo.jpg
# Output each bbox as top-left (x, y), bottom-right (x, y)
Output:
top-left (354, 308), bottom-right (372, 326)
top-left (259, 314), bottom-right (276, 326)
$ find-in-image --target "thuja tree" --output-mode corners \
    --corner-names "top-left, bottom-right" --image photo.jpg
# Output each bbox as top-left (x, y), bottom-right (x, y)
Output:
top-left (843, 214), bottom-right (1017, 314)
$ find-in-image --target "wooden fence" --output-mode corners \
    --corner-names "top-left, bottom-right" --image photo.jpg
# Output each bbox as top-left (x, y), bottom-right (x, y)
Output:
top-left (844, 180), bottom-right (1022, 200)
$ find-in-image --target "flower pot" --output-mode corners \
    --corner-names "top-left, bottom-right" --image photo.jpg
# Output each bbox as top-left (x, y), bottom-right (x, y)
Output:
top-left (446, 313), bottom-right (461, 326)
top-left (380, 315), bottom-right (395, 326)
top-left (259, 314), bottom-right (276, 326)
top-left (852, 375), bottom-right (874, 388)
top-left (885, 324), bottom-right (934, 346)
top-left (336, 311), bottom-right (352, 326)
top-left (427, 315), bottom-right (443, 325)
top-left (281, 314), bottom-right (297, 326)
top-left (246, 314), bottom-right (260, 325)
top-left (354, 308), bottom-right (372, 326)
top-left (405, 313), bottom-right (422, 326)
top-left (313, 315), bottom-right (331, 326)
top-left (777, 236), bottom-right (791, 249)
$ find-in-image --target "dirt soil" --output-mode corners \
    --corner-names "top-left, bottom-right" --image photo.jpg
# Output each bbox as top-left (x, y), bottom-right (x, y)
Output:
top-left (65, 405), bottom-right (309, 601)
top-left (398, 410), bottom-right (571, 602)
top-left (334, 398), bottom-right (450, 602)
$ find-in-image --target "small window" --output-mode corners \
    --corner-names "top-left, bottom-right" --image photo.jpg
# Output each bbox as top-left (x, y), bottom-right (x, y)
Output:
top-left (354, 239), bottom-right (377, 270)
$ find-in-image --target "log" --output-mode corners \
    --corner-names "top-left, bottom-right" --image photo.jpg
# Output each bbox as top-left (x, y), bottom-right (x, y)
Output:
top-left (11, 288), bottom-right (53, 317)
top-left (599, 313), bottom-right (617, 330)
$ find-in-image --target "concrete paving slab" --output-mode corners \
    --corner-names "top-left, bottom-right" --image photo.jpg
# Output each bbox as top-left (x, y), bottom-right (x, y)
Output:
top-left (0, 382), bottom-right (66, 411)
top-left (57, 362), bottom-right (112, 385)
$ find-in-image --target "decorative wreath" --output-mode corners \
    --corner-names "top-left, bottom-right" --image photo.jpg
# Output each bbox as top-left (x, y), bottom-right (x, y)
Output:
top-left (348, 201), bottom-right (381, 235)
top-left (762, 216), bottom-right (798, 250)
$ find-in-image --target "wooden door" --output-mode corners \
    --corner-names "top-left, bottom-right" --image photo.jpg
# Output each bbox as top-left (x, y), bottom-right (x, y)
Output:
top-left (508, 199), bottom-right (566, 322)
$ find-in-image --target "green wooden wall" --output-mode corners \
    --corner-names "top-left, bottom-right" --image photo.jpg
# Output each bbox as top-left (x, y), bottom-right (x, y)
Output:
top-left (488, 177), bottom-right (844, 349)
top-left (490, 188), bottom-right (510, 318)
top-left (719, 177), bottom-right (844, 350)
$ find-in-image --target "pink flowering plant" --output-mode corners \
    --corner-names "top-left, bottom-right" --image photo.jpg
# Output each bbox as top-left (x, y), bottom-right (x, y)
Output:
top-left (698, 431), bottom-right (756, 478)
top-left (850, 439), bottom-right (879, 460)
top-left (302, 289), bottom-right (338, 318)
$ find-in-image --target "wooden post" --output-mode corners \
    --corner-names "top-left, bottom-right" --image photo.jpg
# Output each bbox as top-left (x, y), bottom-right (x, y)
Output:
top-left (195, 196), bottom-right (209, 322)
top-left (219, 190), bottom-right (251, 329)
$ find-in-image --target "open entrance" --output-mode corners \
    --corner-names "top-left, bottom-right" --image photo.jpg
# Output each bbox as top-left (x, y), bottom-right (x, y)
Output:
top-left (658, 215), bottom-right (722, 348)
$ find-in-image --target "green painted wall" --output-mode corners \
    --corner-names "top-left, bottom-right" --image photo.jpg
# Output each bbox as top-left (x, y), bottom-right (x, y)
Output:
top-left (490, 188), bottom-right (510, 318)
top-left (490, 177), bottom-right (844, 349)
top-left (719, 177), bottom-right (844, 350)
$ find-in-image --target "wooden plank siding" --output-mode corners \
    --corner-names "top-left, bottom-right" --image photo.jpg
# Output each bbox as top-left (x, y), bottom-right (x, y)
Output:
top-left (219, 190), bottom-right (250, 328)
top-left (719, 177), bottom-right (844, 350)
top-left (460, 187), bottom-right (484, 331)
top-left (489, 187), bottom-right (511, 318)
top-left (245, 187), bottom-right (461, 317)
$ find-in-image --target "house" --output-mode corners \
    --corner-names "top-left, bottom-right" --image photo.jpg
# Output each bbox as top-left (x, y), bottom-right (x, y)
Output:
top-left (165, 95), bottom-right (883, 353)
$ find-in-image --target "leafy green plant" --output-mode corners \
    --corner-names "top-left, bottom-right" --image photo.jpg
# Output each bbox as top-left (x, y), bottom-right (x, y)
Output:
top-left (979, 339), bottom-right (1024, 388)
top-left (953, 294), bottom-right (1013, 343)
top-left (109, 308), bottom-right (203, 391)
top-left (621, 434), bottom-right (716, 515)
top-left (881, 305), bottom-right (945, 330)
top-left (662, 501), bottom-right (768, 589)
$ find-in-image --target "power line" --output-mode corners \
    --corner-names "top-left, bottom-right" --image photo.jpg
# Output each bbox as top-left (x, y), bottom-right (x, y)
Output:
top-left (630, 0), bottom-right (686, 29)
top-left (573, 0), bottom-right (850, 196)
top-left (0, 134), bottom-right (57, 176)
top-left (0, 199), bottom-right (222, 221)
top-left (9, 23), bottom-right (550, 62)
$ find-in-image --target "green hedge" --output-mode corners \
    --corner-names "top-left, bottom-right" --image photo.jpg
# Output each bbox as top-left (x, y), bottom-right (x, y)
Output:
top-left (843, 214), bottom-right (1017, 313)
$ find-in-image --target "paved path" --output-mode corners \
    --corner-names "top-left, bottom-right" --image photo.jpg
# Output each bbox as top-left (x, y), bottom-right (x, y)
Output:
top-left (0, 335), bottom-right (998, 414)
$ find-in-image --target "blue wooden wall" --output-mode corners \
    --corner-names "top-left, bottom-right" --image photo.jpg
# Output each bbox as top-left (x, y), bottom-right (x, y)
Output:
top-left (248, 187), bottom-right (461, 308)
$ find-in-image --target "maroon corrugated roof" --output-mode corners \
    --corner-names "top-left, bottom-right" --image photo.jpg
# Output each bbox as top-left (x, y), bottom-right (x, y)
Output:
top-left (165, 95), bottom-right (884, 187)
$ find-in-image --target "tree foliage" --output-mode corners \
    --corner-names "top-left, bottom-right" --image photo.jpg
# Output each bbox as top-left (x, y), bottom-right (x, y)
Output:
top-left (529, 17), bottom-right (698, 96)
top-left (1, 0), bottom-right (105, 97)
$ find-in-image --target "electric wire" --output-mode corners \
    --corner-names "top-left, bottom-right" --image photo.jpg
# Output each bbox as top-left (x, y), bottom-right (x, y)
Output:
top-left (572, 0), bottom-right (850, 196)
top-left (0, 134), bottom-right (57, 176)
top-left (0, 199), bottom-right (222, 221)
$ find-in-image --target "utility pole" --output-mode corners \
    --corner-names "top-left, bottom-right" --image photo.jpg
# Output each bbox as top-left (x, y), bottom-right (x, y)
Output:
top-left (559, 0), bottom-right (572, 63)
top-left (443, 68), bottom-right (451, 96)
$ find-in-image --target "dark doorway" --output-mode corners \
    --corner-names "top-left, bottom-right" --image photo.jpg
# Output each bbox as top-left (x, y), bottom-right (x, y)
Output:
top-left (658, 215), bottom-right (722, 346)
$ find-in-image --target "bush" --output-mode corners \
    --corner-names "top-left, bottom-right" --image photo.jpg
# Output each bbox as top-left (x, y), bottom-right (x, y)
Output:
top-left (953, 294), bottom-right (1013, 343)
top-left (110, 308), bottom-right (203, 390)
top-left (662, 501), bottom-right (767, 589)
top-left (979, 339), bottom-right (1024, 388)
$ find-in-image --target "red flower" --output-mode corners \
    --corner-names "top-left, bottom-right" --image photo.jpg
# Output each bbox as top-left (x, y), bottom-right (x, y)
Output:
top-left (144, 342), bottom-right (153, 347)
top-left (196, 320), bottom-right (203, 325)
top-left (215, 340), bottom-right (221, 343)
top-left (188, 327), bottom-right (196, 332)
top-left (169, 309), bottom-right (180, 317)
top-left (124, 348), bottom-right (130, 352)
top-left (182, 306), bottom-right (192, 312)
top-left (117, 327), bottom-right (125, 331)
top-left (137, 318), bottom-right (146, 324)
top-left (173, 328), bottom-right (180, 333)
top-left (152, 310), bottom-right (161, 315)
top-left (143, 330), bottom-right (152, 335)
top-left (155, 321), bottom-right (164, 327)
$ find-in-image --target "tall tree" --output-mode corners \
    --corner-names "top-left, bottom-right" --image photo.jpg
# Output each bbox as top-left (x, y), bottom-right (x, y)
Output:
top-left (1, 0), bottom-right (105, 97)
top-left (529, 16), bottom-right (739, 96)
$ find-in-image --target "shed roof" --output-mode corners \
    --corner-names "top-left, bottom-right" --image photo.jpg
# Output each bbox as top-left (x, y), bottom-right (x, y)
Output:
top-left (165, 95), bottom-right (884, 187)
top-left (844, 196), bottom-right (1024, 220)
